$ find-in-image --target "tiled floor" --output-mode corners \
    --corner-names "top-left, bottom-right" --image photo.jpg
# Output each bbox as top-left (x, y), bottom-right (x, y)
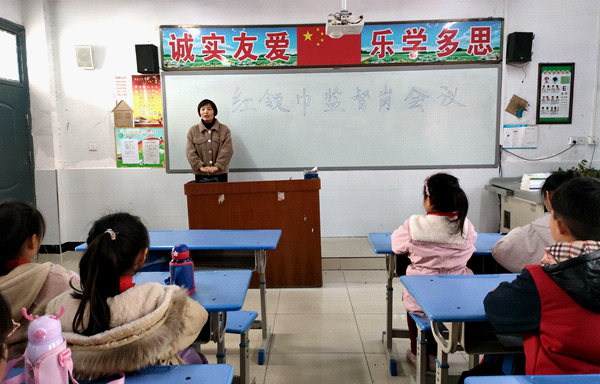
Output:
top-left (41, 239), bottom-right (470, 384)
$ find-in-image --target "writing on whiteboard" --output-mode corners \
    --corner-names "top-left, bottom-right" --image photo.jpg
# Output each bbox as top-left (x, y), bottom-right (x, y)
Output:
top-left (230, 84), bottom-right (466, 115)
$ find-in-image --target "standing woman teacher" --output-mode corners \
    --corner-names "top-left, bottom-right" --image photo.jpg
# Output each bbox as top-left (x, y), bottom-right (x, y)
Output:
top-left (186, 99), bottom-right (233, 182)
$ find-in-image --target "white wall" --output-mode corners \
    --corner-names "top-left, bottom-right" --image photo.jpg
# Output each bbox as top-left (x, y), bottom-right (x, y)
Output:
top-left (7, 0), bottom-right (600, 243)
top-left (0, 1), bottom-right (21, 24)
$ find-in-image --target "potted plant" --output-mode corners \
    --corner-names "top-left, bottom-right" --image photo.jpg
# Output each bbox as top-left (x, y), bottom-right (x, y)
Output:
top-left (560, 159), bottom-right (600, 178)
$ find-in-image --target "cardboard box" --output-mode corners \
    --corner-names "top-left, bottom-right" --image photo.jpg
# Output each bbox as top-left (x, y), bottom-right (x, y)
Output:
top-left (111, 100), bottom-right (133, 127)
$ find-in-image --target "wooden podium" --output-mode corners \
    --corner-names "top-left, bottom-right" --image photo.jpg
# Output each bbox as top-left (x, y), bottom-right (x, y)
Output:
top-left (184, 179), bottom-right (322, 287)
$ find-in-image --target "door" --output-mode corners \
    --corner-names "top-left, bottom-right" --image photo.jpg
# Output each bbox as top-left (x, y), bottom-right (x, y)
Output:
top-left (0, 18), bottom-right (34, 205)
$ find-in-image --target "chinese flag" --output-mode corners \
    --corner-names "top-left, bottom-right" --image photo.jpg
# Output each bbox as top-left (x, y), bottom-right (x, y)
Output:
top-left (296, 26), bottom-right (361, 66)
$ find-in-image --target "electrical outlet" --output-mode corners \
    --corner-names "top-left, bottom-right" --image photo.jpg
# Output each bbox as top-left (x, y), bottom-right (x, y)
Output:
top-left (568, 136), bottom-right (586, 145)
top-left (588, 136), bottom-right (598, 145)
top-left (88, 143), bottom-right (98, 151)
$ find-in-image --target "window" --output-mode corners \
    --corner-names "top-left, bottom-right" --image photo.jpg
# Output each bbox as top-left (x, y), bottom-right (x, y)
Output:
top-left (0, 28), bottom-right (20, 81)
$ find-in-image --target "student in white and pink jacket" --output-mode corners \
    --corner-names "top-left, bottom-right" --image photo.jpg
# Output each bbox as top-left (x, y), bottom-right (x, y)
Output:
top-left (391, 173), bottom-right (477, 371)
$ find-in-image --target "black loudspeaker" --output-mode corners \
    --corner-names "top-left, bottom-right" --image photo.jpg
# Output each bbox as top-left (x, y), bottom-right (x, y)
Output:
top-left (135, 44), bottom-right (159, 74)
top-left (506, 32), bottom-right (534, 63)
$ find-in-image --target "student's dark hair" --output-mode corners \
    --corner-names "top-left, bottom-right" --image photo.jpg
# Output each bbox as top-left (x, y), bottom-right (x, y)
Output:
top-left (540, 170), bottom-right (579, 210)
top-left (0, 201), bottom-right (46, 276)
top-left (197, 99), bottom-right (218, 117)
top-left (551, 177), bottom-right (600, 241)
top-left (0, 292), bottom-right (13, 361)
top-left (424, 173), bottom-right (469, 237)
top-left (71, 212), bottom-right (149, 336)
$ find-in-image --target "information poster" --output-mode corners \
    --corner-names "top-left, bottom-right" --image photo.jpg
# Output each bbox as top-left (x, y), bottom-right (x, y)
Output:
top-left (132, 75), bottom-right (163, 127)
top-left (115, 128), bottom-right (165, 167)
top-left (536, 63), bottom-right (574, 124)
top-left (114, 75), bottom-right (130, 100)
top-left (503, 124), bottom-right (537, 149)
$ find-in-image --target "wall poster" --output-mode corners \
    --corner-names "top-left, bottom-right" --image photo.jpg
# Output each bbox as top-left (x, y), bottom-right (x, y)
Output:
top-left (536, 63), bottom-right (574, 124)
top-left (132, 75), bottom-right (163, 127)
top-left (115, 128), bottom-right (165, 168)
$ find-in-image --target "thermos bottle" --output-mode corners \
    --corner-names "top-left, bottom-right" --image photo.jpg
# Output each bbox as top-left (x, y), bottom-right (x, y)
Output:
top-left (169, 243), bottom-right (196, 294)
top-left (25, 314), bottom-right (65, 364)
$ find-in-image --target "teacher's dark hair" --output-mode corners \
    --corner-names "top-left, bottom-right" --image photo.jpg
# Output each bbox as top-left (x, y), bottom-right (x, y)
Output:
top-left (197, 99), bottom-right (218, 117)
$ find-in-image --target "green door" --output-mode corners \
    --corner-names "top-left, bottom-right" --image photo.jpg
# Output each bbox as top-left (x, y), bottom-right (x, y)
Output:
top-left (0, 18), bottom-right (35, 205)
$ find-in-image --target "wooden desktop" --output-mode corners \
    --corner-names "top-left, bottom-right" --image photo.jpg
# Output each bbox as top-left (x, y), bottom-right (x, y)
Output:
top-left (184, 179), bottom-right (322, 287)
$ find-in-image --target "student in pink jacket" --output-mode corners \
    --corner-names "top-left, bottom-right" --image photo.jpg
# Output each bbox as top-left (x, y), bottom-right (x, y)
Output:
top-left (391, 173), bottom-right (477, 371)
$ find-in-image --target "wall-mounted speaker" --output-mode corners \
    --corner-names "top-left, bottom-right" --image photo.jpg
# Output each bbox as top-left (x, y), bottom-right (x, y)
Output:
top-left (135, 44), bottom-right (159, 74)
top-left (75, 45), bottom-right (94, 69)
top-left (506, 32), bottom-right (534, 63)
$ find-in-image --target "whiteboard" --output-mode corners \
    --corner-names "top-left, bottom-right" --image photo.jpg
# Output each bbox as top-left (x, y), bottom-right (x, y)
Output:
top-left (163, 65), bottom-right (500, 172)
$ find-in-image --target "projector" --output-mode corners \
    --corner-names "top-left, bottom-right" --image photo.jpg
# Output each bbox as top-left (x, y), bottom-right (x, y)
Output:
top-left (326, 10), bottom-right (364, 39)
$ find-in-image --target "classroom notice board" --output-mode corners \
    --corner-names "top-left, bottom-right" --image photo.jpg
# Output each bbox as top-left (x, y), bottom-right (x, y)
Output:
top-left (163, 65), bottom-right (501, 172)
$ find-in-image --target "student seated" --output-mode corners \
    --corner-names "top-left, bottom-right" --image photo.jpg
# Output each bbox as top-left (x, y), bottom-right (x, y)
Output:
top-left (491, 170), bottom-right (579, 272)
top-left (0, 201), bottom-right (79, 361)
top-left (392, 173), bottom-right (477, 371)
top-left (484, 177), bottom-right (600, 374)
top-left (46, 212), bottom-right (208, 380)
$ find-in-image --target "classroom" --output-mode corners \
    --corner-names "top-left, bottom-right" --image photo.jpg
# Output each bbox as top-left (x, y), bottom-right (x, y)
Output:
top-left (1, 0), bottom-right (598, 250)
top-left (1, 0), bottom-right (600, 383)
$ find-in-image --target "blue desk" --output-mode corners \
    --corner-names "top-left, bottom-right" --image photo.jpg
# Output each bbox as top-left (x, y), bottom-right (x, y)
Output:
top-left (367, 232), bottom-right (504, 377)
top-left (133, 271), bottom-right (250, 367)
top-left (7, 364), bottom-right (234, 384)
top-left (78, 229), bottom-right (281, 365)
top-left (465, 374), bottom-right (600, 384)
top-left (400, 274), bottom-right (518, 384)
top-left (367, 232), bottom-right (504, 256)
top-left (75, 229), bottom-right (281, 253)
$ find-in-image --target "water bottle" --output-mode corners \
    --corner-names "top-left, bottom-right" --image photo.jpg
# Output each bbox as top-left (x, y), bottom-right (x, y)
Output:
top-left (21, 307), bottom-right (72, 384)
top-left (25, 313), bottom-right (65, 364)
top-left (169, 244), bottom-right (196, 294)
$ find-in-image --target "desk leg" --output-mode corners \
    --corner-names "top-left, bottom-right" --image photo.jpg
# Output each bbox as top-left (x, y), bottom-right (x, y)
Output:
top-left (432, 322), bottom-right (459, 384)
top-left (468, 354), bottom-right (479, 369)
top-left (386, 253), bottom-right (395, 351)
top-left (435, 340), bottom-right (448, 384)
top-left (384, 253), bottom-right (399, 376)
top-left (213, 311), bottom-right (228, 364)
top-left (251, 249), bottom-right (271, 365)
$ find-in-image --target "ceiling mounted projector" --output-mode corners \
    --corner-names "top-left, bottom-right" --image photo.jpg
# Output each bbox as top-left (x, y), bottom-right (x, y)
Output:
top-left (326, 1), bottom-right (364, 39)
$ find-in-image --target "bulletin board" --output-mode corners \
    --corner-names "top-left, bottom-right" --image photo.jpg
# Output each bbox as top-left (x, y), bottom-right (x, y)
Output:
top-left (115, 128), bottom-right (165, 168)
top-left (162, 64), bottom-right (501, 172)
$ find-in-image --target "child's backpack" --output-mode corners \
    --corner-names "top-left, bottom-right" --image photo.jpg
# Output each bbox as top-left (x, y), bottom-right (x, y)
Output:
top-left (2, 307), bottom-right (124, 384)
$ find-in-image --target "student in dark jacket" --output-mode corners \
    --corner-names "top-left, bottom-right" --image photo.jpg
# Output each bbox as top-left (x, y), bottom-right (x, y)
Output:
top-left (484, 177), bottom-right (600, 375)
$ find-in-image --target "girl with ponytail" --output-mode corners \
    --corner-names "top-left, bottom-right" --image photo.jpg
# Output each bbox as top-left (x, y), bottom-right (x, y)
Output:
top-left (46, 212), bottom-right (208, 380)
top-left (391, 173), bottom-right (477, 371)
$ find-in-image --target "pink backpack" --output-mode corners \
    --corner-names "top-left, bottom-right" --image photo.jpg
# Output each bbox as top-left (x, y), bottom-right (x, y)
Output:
top-left (2, 307), bottom-right (124, 384)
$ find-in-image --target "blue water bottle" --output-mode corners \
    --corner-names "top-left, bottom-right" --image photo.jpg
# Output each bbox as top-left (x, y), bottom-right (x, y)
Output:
top-left (169, 244), bottom-right (196, 294)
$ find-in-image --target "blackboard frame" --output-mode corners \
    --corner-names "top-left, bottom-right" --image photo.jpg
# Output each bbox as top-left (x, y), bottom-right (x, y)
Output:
top-left (163, 64), bottom-right (501, 173)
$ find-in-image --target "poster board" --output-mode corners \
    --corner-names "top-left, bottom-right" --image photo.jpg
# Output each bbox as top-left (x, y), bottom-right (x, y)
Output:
top-left (115, 128), bottom-right (165, 168)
